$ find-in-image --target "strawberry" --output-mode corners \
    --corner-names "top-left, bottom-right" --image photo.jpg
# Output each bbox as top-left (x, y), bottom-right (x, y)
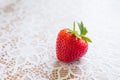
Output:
top-left (56, 21), bottom-right (92, 62)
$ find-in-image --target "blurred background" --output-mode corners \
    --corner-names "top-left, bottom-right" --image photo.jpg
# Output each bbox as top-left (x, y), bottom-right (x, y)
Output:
top-left (0, 0), bottom-right (120, 80)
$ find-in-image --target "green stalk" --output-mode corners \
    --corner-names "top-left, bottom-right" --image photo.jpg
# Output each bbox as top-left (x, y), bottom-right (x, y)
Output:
top-left (68, 21), bottom-right (92, 43)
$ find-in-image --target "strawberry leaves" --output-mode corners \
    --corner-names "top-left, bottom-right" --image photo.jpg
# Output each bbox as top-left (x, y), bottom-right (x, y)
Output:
top-left (78, 22), bottom-right (92, 43)
top-left (81, 36), bottom-right (92, 42)
top-left (68, 21), bottom-right (92, 43)
top-left (78, 22), bottom-right (88, 35)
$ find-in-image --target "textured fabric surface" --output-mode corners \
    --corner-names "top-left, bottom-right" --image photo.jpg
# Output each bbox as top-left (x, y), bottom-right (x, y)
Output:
top-left (0, 0), bottom-right (120, 80)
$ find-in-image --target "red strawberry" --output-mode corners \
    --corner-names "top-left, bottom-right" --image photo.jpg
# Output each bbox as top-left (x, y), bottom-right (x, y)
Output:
top-left (56, 22), bottom-right (92, 62)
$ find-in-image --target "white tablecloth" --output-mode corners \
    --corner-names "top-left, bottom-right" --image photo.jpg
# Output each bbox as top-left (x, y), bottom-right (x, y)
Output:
top-left (0, 0), bottom-right (120, 80)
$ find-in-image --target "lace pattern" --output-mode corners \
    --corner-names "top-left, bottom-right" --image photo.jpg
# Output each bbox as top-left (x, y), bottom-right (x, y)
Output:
top-left (0, 0), bottom-right (120, 80)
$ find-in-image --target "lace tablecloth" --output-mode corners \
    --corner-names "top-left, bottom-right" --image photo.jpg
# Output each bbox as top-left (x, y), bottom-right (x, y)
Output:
top-left (0, 0), bottom-right (120, 80)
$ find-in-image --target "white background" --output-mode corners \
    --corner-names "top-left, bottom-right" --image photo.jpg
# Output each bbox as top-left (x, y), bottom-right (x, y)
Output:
top-left (0, 0), bottom-right (120, 80)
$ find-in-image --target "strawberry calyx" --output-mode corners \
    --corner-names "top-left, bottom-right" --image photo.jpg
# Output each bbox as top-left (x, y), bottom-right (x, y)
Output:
top-left (68, 21), bottom-right (92, 43)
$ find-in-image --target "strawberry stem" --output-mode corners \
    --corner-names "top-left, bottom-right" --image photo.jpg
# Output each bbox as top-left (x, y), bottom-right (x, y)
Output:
top-left (68, 21), bottom-right (92, 43)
